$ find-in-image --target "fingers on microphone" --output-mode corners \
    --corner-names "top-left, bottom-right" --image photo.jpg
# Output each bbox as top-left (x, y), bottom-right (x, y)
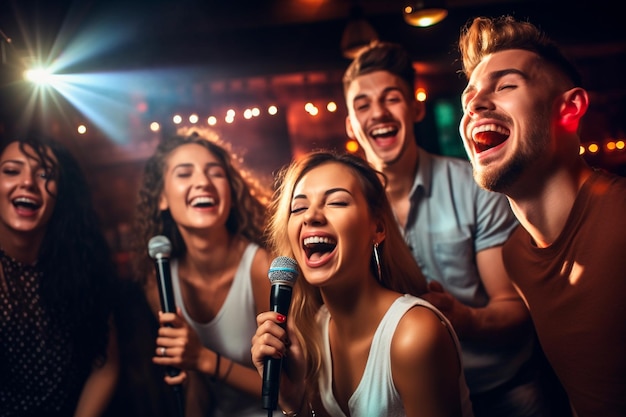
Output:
top-left (164, 370), bottom-right (187, 385)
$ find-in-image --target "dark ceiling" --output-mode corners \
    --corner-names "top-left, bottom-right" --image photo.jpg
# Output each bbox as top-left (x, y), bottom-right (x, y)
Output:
top-left (2, 0), bottom-right (625, 79)
top-left (1, 0), bottom-right (625, 148)
top-left (1, 0), bottom-right (624, 153)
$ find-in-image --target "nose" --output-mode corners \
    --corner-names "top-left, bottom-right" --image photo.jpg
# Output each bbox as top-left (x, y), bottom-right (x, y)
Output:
top-left (19, 171), bottom-right (36, 189)
top-left (195, 171), bottom-right (213, 187)
top-left (303, 205), bottom-right (325, 226)
top-left (466, 90), bottom-right (494, 116)
top-left (371, 100), bottom-right (390, 119)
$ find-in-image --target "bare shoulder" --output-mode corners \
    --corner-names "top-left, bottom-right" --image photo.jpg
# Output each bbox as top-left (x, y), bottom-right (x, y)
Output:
top-left (250, 246), bottom-right (272, 282)
top-left (250, 246), bottom-right (272, 314)
top-left (392, 304), bottom-right (458, 367)
top-left (391, 303), bottom-right (464, 415)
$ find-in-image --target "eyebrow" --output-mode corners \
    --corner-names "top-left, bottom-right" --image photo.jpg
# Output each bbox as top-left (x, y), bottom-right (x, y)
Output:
top-left (172, 161), bottom-right (223, 170)
top-left (462, 68), bottom-right (527, 97)
top-left (0, 159), bottom-right (26, 167)
top-left (292, 187), bottom-right (352, 201)
top-left (352, 86), bottom-right (404, 103)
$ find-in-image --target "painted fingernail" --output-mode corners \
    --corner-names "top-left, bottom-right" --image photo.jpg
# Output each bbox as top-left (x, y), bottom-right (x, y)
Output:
top-left (277, 314), bottom-right (286, 323)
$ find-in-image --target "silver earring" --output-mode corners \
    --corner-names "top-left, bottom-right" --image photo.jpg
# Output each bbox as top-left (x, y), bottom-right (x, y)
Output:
top-left (373, 242), bottom-right (382, 282)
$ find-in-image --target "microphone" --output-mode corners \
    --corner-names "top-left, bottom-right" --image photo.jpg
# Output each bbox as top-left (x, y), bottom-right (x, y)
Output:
top-left (148, 235), bottom-right (179, 379)
top-left (262, 256), bottom-right (299, 411)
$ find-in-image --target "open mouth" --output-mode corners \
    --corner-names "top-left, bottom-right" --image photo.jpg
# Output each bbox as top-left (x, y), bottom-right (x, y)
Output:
top-left (303, 236), bottom-right (337, 262)
top-left (190, 196), bottom-right (216, 208)
top-left (12, 197), bottom-right (41, 211)
top-left (370, 125), bottom-right (398, 141)
top-left (472, 124), bottom-right (510, 153)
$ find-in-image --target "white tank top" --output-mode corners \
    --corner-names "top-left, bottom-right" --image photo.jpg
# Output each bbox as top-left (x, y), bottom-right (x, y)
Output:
top-left (318, 294), bottom-right (474, 417)
top-left (170, 243), bottom-right (266, 417)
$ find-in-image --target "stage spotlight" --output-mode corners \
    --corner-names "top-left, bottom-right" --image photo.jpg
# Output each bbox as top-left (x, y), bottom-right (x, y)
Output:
top-left (24, 67), bottom-right (55, 85)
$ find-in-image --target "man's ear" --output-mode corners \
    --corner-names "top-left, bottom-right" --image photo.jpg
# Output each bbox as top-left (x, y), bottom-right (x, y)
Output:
top-left (558, 87), bottom-right (589, 133)
top-left (413, 99), bottom-right (426, 123)
top-left (346, 115), bottom-right (356, 139)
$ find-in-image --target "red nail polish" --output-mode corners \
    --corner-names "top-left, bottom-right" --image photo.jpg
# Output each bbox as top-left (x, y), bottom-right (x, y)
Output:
top-left (277, 314), bottom-right (286, 323)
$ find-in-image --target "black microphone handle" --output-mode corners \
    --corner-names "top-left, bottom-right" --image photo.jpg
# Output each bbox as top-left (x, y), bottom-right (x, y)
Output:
top-left (155, 256), bottom-right (176, 314)
top-left (153, 256), bottom-right (180, 378)
top-left (262, 283), bottom-right (294, 410)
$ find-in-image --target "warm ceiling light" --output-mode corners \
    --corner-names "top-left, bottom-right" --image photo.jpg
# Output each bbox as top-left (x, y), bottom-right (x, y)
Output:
top-left (403, 1), bottom-right (448, 28)
top-left (341, 5), bottom-right (379, 59)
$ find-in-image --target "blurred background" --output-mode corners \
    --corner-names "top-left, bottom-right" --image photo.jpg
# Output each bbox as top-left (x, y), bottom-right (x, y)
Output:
top-left (1, 1), bottom-right (624, 415)
top-left (1, 0), bottom-right (625, 265)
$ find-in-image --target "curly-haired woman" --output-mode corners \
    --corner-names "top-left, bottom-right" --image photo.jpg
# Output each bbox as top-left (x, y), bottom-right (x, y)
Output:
top-left (130, 127), bottom-right (273, 417)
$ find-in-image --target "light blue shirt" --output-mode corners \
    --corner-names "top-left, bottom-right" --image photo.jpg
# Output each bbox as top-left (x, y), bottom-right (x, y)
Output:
top-left (402, 148), bottom-right (532, 393)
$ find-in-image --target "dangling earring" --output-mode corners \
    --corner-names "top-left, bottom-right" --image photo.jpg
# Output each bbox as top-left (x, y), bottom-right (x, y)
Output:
top-left (373, 242), bottom-right (382, 282)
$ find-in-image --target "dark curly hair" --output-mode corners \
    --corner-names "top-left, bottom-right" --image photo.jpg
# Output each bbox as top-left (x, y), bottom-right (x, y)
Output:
top-left (130, 127), bottom-right (272, 284)
top-left (0, 132), bottom-right (117, 368)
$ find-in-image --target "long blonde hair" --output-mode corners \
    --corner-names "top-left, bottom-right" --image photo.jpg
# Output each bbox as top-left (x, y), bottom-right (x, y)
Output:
top-left (266, 151), bottom-right (428, 398)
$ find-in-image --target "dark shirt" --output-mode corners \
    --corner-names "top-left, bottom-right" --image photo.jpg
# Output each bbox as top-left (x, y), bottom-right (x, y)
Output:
top-left (0, 250), bottom-right (90, 417)
top-left (503, 171), bottom-right (626, 417)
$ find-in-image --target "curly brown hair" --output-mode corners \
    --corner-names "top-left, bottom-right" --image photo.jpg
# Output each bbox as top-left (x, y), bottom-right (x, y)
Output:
top-left (130, 127), bottom-right (272, 284)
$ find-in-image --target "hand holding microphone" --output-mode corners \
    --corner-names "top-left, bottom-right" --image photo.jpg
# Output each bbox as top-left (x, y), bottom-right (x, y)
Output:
top-left (148, 235), bottom-right (180, 379)
top-left (262, 256), bottom-right (299, 411)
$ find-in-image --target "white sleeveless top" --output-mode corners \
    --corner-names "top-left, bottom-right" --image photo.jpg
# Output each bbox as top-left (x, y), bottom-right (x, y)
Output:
top-left (171, 243), bottom-right (266, 417)
top-left (318, 294), bottom-right (474, 417)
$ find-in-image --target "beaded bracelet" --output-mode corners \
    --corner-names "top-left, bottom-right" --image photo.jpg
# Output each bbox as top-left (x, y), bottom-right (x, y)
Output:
top-left (221, 357), bottom-right (234, 381)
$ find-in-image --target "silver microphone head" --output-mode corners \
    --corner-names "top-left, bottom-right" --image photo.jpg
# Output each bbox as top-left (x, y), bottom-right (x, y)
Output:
top-left (268, 256), bottom-right (298, 287)
top-left (148, 235), bottom-right (172, 259)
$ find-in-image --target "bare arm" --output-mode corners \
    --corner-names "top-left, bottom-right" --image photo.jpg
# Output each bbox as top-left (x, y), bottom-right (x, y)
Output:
top-left (393, 306), bottom-right (463, 417)
top-left (250, 248), bottom-right (273, 317)
top-left (421, 246), bottom-right (531, 345)
top-left (153, 248), bottom-right (272, 397)
top-left (470, 245), bottom-right (531, 342)
top-left (74, 320), bottom-right (119, 417)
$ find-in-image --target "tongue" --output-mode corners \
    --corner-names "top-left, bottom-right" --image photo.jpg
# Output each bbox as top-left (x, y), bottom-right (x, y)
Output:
top-left (474, 131), bottom-right (508, 152)
top-left (15, 205), bottom-right (38, 216)
top-left (309, 252), bottom-right (324, 262)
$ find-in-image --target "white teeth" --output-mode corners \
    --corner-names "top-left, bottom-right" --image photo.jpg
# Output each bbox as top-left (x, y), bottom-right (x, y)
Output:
top-left (303, 236), bottom-right (336, 246)
top-left (471, 124), bottom-right (510, 140)
top-left (371, 126), bottom-right (395, 136)
top-left (190, 196), bottom-right (215, 206)
top-left (13, 197), bottom-right (38, 205)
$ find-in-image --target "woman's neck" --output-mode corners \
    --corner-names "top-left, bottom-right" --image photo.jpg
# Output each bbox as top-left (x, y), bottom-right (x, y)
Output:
top-left (0, 229), bottom-right (43, 264)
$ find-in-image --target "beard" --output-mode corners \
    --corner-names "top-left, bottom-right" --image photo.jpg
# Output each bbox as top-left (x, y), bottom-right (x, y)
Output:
top-left (474, 108), bottom-right (552, 194)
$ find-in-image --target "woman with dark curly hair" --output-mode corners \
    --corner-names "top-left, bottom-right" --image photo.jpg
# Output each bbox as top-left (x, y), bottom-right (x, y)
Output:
top-left (130, 127), bottom-right (273, 417)
top-left (0, 133), bottom-right (119, 416)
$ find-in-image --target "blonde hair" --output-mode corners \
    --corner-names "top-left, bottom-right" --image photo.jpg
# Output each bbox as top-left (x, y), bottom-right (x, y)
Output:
top-left (266, 151), bottom-right (428, 398)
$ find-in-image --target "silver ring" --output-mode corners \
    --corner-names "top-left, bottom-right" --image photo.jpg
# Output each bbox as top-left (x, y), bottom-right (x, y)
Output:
top-left (160, 347), bottom-right (167, 357)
